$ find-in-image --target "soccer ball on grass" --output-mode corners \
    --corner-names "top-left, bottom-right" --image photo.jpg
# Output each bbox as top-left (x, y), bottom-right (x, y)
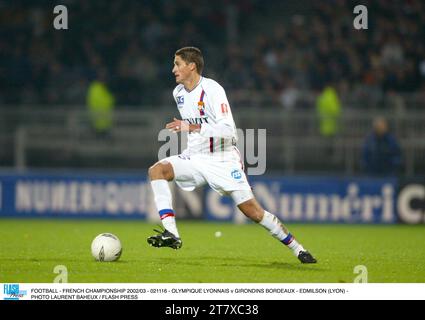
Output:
top-left (91, 233), bottom-right (122, 262)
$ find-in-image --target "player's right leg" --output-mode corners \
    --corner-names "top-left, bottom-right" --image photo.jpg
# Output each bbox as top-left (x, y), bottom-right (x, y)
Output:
top-left (233, 192), bottom-right (317, 264)
top-left (147, 161), bottom-right (182, 249)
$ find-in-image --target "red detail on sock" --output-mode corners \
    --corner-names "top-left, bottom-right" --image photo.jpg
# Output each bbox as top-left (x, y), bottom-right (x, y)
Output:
top-left (160, 213), bottom-right (175, 220)
top-left (286, 237), bottom-right (294, 245)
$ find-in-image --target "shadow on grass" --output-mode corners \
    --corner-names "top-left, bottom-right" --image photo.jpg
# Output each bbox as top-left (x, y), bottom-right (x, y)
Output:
top-left (152, 256), bottom-right (326, 272)
top-left (0, 258), bottom-right (132, 264)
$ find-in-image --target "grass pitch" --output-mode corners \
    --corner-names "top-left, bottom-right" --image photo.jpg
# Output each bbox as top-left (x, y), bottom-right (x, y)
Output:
top-left (0, 219), bottom-right (424, 283)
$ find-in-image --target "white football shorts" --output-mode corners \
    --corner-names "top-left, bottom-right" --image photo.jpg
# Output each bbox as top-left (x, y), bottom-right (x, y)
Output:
top-left (161, 149), bottom-right (253, 205)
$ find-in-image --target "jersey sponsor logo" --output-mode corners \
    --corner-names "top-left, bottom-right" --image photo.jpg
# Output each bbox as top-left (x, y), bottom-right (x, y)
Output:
top-left (231, 169), bottom-right (242, 180)
top-left (176, 96), bottom-right (184, 107)
top-left (183, 117), bottom-right (209, 125)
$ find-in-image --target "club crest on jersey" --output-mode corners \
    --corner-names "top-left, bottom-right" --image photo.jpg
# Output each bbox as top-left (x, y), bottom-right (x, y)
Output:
top-left (177, 96), bottom-right (184, 107)
top-left (198, 101), bottom-right (205, 116)
top-left (198, 89), bottom-right (206, 116)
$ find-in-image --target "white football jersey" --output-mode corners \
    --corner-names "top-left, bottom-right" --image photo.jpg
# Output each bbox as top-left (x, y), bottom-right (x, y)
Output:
top-left (172, 77), bottom-right (238, 155)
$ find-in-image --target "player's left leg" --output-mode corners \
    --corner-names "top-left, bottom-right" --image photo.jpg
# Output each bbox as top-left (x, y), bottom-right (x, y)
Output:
top-left (233, 192), bottom-right (317, 264)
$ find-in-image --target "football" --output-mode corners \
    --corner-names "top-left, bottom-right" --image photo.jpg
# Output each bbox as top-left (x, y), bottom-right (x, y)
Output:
top-left (91, 233), bottom-right (122, 262)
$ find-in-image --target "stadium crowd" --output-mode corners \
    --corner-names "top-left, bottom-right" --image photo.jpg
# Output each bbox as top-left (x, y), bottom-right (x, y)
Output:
top-left (0, 0), bottom-right (424, 107)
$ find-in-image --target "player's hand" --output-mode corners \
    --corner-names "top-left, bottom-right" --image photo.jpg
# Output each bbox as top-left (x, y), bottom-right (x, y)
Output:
top-left (166, 118), bottom-right (188, 133)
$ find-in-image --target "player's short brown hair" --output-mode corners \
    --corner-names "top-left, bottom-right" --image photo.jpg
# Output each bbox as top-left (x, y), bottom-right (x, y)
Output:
top-left (175, 47), bottom-right (204, 75)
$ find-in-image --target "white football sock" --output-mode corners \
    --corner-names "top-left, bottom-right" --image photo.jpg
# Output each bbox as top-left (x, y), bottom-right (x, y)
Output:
top-left (161, 216), bottom-right (179, 238)
top-left (150, 179), bottom-right (179, 238)
top-left (259, 211), bottom-right (304, 256)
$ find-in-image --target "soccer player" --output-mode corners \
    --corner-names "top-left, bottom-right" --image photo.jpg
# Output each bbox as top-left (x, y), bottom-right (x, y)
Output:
top-left (147, 47), bottom-right (316, 264)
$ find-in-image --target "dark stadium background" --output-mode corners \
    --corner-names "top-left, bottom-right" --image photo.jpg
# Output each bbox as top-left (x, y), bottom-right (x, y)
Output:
top-left (0, 0), bottom-right (425, 285)
top-left (1, 0), bottom-right (424, 173)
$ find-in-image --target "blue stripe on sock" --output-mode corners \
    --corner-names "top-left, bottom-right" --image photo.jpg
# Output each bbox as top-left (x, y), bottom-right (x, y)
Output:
top-left (281, 233), bottom-right (293, 245)
top-left (159, 209), bottom-right (174, 217)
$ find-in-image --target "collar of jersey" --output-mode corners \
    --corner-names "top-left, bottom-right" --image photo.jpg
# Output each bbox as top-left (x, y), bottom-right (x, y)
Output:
top-left (184, 76), bottom-right (203, 93)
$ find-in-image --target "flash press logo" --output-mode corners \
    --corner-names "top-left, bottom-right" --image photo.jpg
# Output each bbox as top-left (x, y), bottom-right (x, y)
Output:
top-left (3, 284), bottom-right (27, 300)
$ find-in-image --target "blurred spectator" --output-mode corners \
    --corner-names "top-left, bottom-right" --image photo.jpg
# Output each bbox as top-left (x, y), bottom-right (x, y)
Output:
top-left (315, 84), bottom-right (341, 160)
top-left (87, 70), bottom-right (115, 137)
top-left (362, 117), bottom-right (402, 175)
top-left (316, 84), bottom-right (341, 138)
top-left (279, 80), bottom-right (300, 111)
top-left (381, 36), bottom-right (404, 67)
top-left (386, 90), bottom-right (406, 116)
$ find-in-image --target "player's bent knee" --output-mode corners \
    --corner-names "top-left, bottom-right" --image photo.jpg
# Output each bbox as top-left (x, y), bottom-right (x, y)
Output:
top-left (235, 195), bottom-right (264, 223)
top-left (148, 164), bottom-right (160, 179)
top-left (148, 161), bottom-right (174, 181)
